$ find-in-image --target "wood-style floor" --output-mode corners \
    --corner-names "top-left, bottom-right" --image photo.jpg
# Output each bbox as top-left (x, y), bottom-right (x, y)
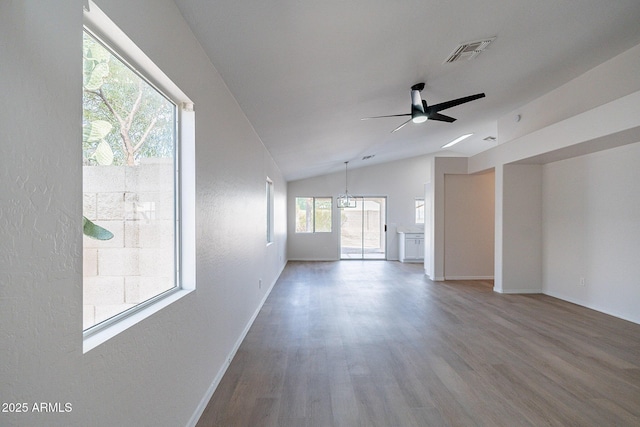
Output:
top-left (197, 261), bottom-right (640, 427)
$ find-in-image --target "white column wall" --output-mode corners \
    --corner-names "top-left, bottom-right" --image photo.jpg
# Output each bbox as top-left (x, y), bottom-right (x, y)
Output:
top-left (496, 164), bottom-right (543, 293)
top-left (428, 157), bottom-right (468, 280)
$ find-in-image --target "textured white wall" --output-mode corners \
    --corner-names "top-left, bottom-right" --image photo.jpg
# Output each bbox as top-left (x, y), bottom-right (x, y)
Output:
top-left (287, 155), bottom-right (432, 261)
top-left (0, 1), bottom-right (286, 426)
top-left (543, 142), bottom-right (640, 323)
top-left (0, 3), bottom-right (82, 427)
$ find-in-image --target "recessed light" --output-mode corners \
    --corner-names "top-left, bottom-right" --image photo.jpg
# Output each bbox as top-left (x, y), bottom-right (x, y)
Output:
top-left (442, 133), bottom-right (473, 149)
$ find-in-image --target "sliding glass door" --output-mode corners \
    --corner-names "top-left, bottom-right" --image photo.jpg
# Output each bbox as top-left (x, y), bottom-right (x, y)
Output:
top-left (340, 196), bottom-right (386, 259)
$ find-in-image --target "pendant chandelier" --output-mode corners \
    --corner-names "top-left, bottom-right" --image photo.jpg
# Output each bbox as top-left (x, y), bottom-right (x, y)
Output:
top-left (337, 161), bottom-right (356, 208)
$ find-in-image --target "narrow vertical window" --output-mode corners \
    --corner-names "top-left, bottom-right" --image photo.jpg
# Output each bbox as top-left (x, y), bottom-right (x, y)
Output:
top-left (266, 178), bottom-right (274, 243)
top-left (415, 198), bottom-right (425, 224)
top-left (314, 197), bottom-right (332, 232)
top-left (295, 197), bottom-right (314, 233)
top-left (83, 29), bottom-right (179, 331)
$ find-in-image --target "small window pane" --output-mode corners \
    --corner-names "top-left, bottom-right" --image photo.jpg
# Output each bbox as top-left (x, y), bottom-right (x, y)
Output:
top-left (415, 198), bottom-right (425, 224)
top-left (295, 197), bottom-right (314, 233)
top-left (314, 197), bottom-right (332, 232)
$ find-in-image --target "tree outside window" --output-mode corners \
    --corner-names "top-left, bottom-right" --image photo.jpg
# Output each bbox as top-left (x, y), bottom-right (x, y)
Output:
top-left (295, 197), bottom-right (332, 233)
top-left (82, 30), bottom-right (178, 331)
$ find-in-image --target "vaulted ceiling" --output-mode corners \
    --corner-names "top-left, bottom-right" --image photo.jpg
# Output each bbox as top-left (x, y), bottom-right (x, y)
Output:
top-left (173, 0), bottom-right (640, 181)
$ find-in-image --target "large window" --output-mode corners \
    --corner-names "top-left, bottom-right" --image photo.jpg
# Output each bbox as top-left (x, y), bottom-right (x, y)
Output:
top-left (295, 197), bottom-right (332, 233)
top-left (82, 3), bottom-right (193, 342)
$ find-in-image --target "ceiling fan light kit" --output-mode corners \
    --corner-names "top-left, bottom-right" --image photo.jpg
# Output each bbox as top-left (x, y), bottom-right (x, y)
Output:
top-left (362, 82), bottom-right (485, 133)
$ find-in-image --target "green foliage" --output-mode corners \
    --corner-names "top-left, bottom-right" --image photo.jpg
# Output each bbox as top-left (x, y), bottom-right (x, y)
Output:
top-left (83, 119), bottom-right (112, 143)
top-left (314, 198), bottom-right (332, 232)
top-left (81, 31), bottom-right (177, 239)
top-left (295, 197), bottom-right (332, 232)
top-left (82, 31), bottom-right (175, 166)
top-left (93, 140), bottom-right (114, 166)
top-left (83, 216), bottom-right (114, 240)
top-left (82, 120), bottom-right (114, 165)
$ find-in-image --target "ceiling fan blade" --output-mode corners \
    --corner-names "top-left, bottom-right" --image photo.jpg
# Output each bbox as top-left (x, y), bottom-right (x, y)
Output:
top-left (428, 112), bottom-right (456, 123)
top-left (361, 113), bottom-right (411, 120)
top-left (429, 93), bottom-right (485, 113)
top-left (391, 118), bottom-right (412, 133)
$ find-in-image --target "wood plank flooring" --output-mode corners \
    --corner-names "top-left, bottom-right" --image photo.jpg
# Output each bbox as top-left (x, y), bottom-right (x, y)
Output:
top-left (196, 261), bottom-right (640, 427)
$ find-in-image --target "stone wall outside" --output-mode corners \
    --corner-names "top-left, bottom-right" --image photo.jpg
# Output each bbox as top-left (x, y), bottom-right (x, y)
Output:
top-left (83, 159), bottom-right (175, 329)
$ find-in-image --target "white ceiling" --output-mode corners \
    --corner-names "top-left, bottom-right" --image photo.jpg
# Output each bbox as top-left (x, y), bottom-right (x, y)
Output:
top-left (173, 0), bottom-right (640, 181)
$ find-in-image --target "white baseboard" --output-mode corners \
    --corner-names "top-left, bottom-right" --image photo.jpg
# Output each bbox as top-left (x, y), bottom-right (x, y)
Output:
top-left (543, 289), bottom-right (640, 325)
top-left (186, 261), bottom-right (286, 427)
top-left (445, 275), bottom-right (494, 281)
top-left (494, 287), bottom-right (542, 294)
top-left (287, 257), bottom-right (338, 262)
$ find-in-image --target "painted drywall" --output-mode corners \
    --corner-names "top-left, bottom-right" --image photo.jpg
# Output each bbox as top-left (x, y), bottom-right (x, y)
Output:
top-left (543, 142), bottom-right (640, 324)
top-left (287, 155), bottom-right (432, 261)
top-left (470, 89), bottom-right (640, 175)
top-left (469, 42), bottom-right (640, 175)
top-left (466, 41), bottom-right (640, 321)
top-left (0, 1), bottom-right (286, 426)
top-left (443, 171), bottom-right (495, 279)
top-left (427, 157), bottom-right (468, 280)
top-left (498, 43), bottom-right (640, 145)
top-left (497, 164), bottom-right (543, 293)
top-left (423, 182), bottom-right (433, 277)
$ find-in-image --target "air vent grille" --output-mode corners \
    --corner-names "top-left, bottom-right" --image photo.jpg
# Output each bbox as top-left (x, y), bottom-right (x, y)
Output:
top-left (445, 37), bottom-right (495, 63)
top-left (483, 136), bottom-right (497, 142)
top-left (362, 155), bottom-right (375, 160)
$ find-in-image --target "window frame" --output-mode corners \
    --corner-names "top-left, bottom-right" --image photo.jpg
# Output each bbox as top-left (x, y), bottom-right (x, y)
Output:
top-left (415, 197), bottom-right (425, 224)
top-left (266, 178), bottom-right (274, 244)
top-left (82, 0), bottom-right (195, 352)
top-left (295, 196), bottom-right (333, 233)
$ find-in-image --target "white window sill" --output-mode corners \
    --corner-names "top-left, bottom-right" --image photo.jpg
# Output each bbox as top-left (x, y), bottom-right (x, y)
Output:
top-left (83, 288), bottom-right (194, 353)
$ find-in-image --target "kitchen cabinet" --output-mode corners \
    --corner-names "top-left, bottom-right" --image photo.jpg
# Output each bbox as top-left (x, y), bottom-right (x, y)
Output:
top-left (398, 232), bottom-right (424, 263)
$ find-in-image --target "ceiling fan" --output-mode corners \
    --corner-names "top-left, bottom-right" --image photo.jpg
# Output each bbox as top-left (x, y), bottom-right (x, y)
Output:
top-left (362, 83), bottom-right (485, 133)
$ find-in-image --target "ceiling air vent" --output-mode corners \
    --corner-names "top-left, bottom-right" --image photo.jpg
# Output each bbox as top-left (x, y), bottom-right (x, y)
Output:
top-left (362, 155), bottom-right (375, 160)
top-left (483, 136), bottom-right (497, 142)
top-left (445, 37), bottom-right (495, 63)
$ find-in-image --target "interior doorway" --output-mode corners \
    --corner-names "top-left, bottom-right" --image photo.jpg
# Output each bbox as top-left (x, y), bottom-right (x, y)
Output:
top-left (340, 196), bottom-right (387, 259)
